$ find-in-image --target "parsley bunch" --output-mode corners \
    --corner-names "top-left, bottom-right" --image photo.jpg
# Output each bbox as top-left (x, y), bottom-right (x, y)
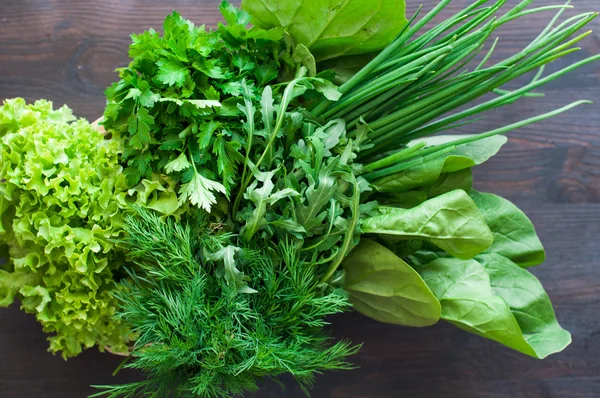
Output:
top-left (103, 4), bottom-right (288, 212)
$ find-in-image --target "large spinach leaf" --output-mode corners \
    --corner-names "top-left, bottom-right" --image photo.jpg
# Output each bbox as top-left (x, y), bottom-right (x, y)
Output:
top-left (416, 256), bottom-right (571, 358)
top-left (476, 253), bottom-right (571, 358)
top-left (361, 190), bottom-right (493, 259)
top-left (241, 0), bottom-right (408, 62)
top-left (470, 190), bottom-right (545, 267)
top-left (343, 239), bottom-right (441, 327)
top-left (373, 135), bottom-right (507, 193)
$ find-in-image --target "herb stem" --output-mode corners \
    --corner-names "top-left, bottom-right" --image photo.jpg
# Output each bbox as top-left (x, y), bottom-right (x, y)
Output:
top-left (320, 175), bottom-right (361, 284)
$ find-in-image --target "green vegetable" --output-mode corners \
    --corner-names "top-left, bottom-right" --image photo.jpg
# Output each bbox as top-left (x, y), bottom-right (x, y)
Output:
top-left (343, 239), bottom-right (440, 327)
top-left (0, 98), bottom-right (132, 358)
top-left (311, 0), bottom-right (599, 156)
top-left (369, 135), bottom-right (507, 191)
top-left (470, 190), bottom-right (545, 267)
top-left (421, 168), bottom-right (473, 199)
top-left (103, 4), bottom-right (290, 212)
top-left (241, 0), bottom-right (408, 62)
top-left (97, 8), bottom-right (368, 393)
top-left (361, 190), bottom-right (493, 260)
top-left (416, 255), bottom-right (571, 359)
top-left (3, 0), bottom-right (592, 395)
top-left (93, 208), bottom-right (359, 398)
top-left (476, 253), bottom-right (571, 358)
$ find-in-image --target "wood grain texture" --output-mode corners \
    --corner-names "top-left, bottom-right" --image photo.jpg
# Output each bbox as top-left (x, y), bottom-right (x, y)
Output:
top-left (1, 1), bottom-right (599, 397)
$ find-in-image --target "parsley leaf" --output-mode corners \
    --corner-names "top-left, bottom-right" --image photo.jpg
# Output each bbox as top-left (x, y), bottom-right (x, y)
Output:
top-left (127, 108), bottom-right (153, 150)
top-left (178, 171), bottom-right (227, 211)
top-left (156, 58), bottom-right (189, 86)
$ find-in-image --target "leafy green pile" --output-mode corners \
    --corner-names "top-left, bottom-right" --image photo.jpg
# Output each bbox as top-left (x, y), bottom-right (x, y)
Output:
top-left (94, 209), bottom-right (358, 397)
top-left (92, 0), bottom-right (598, 395)
top-left (104, 4), bottom-right (299, 213)
top-left (1, 0), bottom-right (598, 396)
top-left (97, 6), bottom-right (371, 394)
top-left (0, 98), bottom-right (132, 358)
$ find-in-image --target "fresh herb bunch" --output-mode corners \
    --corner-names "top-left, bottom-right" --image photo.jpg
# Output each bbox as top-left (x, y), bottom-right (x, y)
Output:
top-left (0, 98), bottom-right (132, 358)
top-left (94, 208), bottom-right (358, 398)
top-left (92, 1), bottom-right (600, 395)
top-left (1, 0), bottom-right (594, 396)
top-left (230, 75), bottom-right (369, 285)
top-left (103, 3), bottom-right (293, 212)
top-left (310, 0), bottom-right (600, 166)
top-left (241, 0), bottom-right (598, 358)
top-left (97, 56), bottom-right (370, 398)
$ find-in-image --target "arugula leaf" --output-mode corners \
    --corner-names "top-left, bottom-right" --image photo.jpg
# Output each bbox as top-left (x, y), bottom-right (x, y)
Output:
top-left (361, 190), bottom-right (493, 260)
top-left (241, 0), bottom-right (409, 62)
top-left (210, 245), bottom-right (257, 294)
top-left (295, 159), bottom-right (338, 235)
top-left (242, 169), bottom-right (299, 241)
top-left (343, 239), bottom-right (441, 327)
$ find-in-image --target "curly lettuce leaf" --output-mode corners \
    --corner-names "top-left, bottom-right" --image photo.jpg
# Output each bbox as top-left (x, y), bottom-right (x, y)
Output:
top-left (0, 98), bottom-right (134, 358)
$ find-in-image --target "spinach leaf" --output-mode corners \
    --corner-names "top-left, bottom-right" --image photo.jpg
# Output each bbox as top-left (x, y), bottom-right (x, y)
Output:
top-left (421, 168), bottom-right (473, 199)
top-left (343, 239), bottom-right (440, 327)
top-left (241, 0), bottom-right (408, 62)
top-left (476, 253), bottom-right (571, 358)
top-left (470, 190), bottom-right (545, 268)
top-left (377, 191), bottom-right (429, 209)
top-left (373, 135), bottom-right (506, 193)
top-left (378, 168), bottom-right (473, 209)
top-left (361, 190), bottom-right (493, 259)
top-left (416, 255), bottom-right (571, 359)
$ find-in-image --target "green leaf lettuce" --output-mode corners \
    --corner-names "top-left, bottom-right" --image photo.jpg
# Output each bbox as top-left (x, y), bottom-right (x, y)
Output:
top-left (0, 98), bottom-right (133, 358)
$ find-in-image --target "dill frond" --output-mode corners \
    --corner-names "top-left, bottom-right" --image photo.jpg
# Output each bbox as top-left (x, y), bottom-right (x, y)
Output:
top-left (93, 208), bottom-right (358, 398)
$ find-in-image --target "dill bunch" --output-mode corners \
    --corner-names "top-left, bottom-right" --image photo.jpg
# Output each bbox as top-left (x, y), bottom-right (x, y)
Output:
top-left (93, 208), bottom-right (358, 398)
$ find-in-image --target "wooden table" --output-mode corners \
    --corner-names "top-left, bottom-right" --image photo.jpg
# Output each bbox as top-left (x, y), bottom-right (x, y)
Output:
top-left (1, 1), bottom-right (599, 397)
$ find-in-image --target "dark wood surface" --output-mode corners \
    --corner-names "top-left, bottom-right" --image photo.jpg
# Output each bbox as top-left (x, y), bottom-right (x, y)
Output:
top-left (1, 1), bottom-right (600, 397)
